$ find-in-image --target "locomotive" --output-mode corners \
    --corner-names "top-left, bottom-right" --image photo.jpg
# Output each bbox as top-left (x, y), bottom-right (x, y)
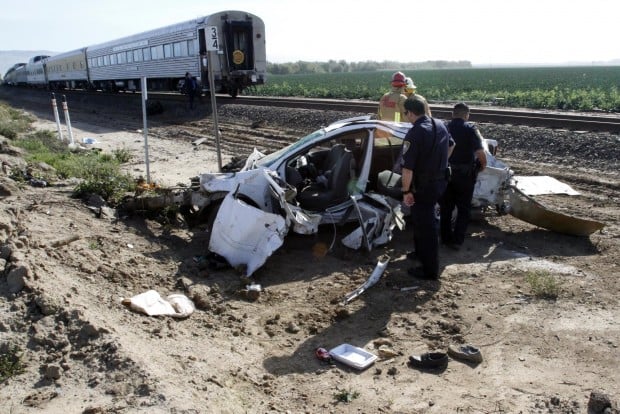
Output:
top-left (2, 10), bottom-right (266, 97)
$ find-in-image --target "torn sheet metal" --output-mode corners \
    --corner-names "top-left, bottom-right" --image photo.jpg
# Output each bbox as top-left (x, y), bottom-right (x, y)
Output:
top-left (508, 188), bottom-right (604, 236)
top-left (512, 176), bottom-right (580, 196)
top-left (263, 169), bottom-right (322, 235)
top-left (341, 194), bottom-right (401, 250)
top-left (342, 255), bottom-right (390, 305)
top-left (472, 151), bottom-right (512, 209)
top-left (208, 168), bottom-right (401, 277)
top-left (201, 168), bottom-right (277, 211)
top-left (209, 192), bottom-right (288, 277)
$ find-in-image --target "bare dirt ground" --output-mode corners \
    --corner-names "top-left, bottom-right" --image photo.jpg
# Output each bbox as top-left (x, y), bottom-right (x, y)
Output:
top-left (1, 89), bottom-right (619, 414)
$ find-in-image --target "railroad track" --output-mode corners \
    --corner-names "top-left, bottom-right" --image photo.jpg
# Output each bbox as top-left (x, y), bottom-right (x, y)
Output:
top-left (3, 87), bottom-right (619, 133)
top-left (226, 96), bottom-right (620, 133)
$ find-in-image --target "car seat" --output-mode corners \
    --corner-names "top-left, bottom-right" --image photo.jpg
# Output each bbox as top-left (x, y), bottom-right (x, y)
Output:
top-left (376, 170), bottom-right (402, 199)
top-left (297, 144), bottom-right (355, 211)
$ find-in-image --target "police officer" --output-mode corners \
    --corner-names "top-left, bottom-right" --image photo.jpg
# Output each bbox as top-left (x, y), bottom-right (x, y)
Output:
top-left (378, 71), bottom-right (408, 122)
top-left (401, 95), bottom-right (454, 280)
top-left (439, 102), bottom-right (487, 250)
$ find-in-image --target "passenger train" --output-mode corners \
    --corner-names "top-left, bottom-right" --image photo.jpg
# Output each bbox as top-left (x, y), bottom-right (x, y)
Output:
top-left (2, 10), bottom-right (266, 97)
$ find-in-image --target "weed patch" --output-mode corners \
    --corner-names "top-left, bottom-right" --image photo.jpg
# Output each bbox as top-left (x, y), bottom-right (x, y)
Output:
top-left (526, 270), bottom-right (560, 300)
top-left (333, 388), bottom-right (360, 403)
top-left (13, 129), bottom-right (135, 204)
top-left (0, 345), bottom-right (25, 382)
top-left (0, 103), bottom-right (33, 139)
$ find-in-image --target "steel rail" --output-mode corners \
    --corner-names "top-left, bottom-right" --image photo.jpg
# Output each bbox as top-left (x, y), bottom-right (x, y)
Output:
top-left (5, 87), bottom-right (619, 133)
top-left (226, 96), bottom-right (620, 133)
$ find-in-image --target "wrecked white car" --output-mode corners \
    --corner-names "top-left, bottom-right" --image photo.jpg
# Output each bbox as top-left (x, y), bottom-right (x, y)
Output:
top-left (178, 116), bottom-right (409, 276)
top-left (125, 116), bottom-right (604, 277)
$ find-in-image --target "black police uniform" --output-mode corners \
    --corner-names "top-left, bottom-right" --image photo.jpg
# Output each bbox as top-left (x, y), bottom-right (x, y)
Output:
top-left (402, 115), bottom-right (453, 278)
top-left (439, 118), bottom-right (484, 246)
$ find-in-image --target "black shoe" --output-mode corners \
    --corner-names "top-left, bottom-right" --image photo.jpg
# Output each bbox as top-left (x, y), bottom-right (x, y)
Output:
top-left (407, 266), bottom-right (438, 280)
top-left (409, 352), bottom-right (448, 369)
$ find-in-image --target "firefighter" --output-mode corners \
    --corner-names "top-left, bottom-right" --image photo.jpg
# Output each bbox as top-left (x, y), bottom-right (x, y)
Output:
top-left (404, 77), bottom-right (417, 97)
top-left (378, 71), bottom-right (408, 122)
top-left (404, 76), bottom-right (432, 115)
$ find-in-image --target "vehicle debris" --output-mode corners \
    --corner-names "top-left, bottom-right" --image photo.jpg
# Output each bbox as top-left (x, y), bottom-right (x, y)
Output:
top-left (342, 255), bottom-right (390, 305)
top-left (121, 117), bottom-right (604, 279)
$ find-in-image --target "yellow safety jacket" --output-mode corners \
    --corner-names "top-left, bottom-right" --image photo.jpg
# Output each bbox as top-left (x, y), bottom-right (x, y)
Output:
top-left (378, 87), bottom-right (407, 122)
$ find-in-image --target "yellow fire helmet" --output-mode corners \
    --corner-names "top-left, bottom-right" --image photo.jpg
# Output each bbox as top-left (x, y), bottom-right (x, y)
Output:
top-left (404, 77), bottom-right (417, 95)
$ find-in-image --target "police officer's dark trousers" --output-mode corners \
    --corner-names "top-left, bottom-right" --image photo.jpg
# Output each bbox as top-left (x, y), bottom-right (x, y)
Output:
top-left (440, 168), bottom-right (475, 245)
top-left (412, 200), bottom-right (440, 277)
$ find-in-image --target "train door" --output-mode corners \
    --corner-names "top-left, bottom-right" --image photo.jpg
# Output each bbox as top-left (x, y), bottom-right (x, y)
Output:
top-left (223, 20), bottom-right (254, 96)
top-left (224, 21), bottom-right (254, 72)
top-left (198, 28), bottom-right (208, 90)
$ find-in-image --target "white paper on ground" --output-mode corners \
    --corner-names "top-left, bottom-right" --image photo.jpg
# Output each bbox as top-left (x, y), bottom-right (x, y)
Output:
top-left (127, 290), bottom-right (195, 318)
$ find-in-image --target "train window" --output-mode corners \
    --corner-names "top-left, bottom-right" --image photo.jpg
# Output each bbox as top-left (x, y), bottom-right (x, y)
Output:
top-left (110, 54), bottom-right (117, 65)
top-left (151, 45), bottom-right (163, 60)
top-left (233, 32), bottom-right (248, 51)
top-left (127, 52), bottom-right (134, 63)
top-left (103, 55), bottom-right (110, 66)
top-left (133, 49), bottom-right (143, 62)
top-left (173, 41), bottom-right (188, 57)
top-left (187, 40), bottom-right (195, 56)
top-left (163, 44), bottom-right (172, 59)
top-left (97, 56), bottom-right (103, 67)
top-left (142, 47), bottom-right (151, 61)
top-left (117, 52), bottom-right (125, 64)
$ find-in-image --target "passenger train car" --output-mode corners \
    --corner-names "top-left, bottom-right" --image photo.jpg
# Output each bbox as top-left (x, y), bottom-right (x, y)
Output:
top-left (3, 63), bottom-right (28, 86)
top-left (46, 48), bottom-right (89, 90)
top-left (25, 55), bottom-right (50, 87)
top-left (2, 10), bottom-right (266, 97)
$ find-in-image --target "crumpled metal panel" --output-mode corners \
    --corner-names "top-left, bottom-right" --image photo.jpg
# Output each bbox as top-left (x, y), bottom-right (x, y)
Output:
top-left (508, 188), bottom-right (604, 236)
top-left (209, 192), bottom-right (287, 277)
top-left (512, 176), bottom-right (580, 196)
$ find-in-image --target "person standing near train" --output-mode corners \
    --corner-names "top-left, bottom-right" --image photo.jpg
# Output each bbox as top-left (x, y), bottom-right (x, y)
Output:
top-left (184, 72), bottom-right (197, 109)
top-left (378, 71), bottom-right (408, 122)
top-left (439, 102), bottom-right (487, 250)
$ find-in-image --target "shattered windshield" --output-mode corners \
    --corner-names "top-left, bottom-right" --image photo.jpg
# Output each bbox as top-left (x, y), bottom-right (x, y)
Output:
top-left (255, 129), bottom-right (326, 168)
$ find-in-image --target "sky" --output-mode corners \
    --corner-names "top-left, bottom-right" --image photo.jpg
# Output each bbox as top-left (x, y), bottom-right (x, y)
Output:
top-left (0, 0), bottom-right (618, 66)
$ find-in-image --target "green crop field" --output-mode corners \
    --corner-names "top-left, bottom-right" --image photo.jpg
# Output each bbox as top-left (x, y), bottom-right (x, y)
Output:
top-left (250, 66), bottom-right (620, 112)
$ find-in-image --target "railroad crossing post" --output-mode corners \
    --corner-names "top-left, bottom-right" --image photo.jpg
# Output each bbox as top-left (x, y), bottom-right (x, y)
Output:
top-left (140, 77), bottom-right (151, 184)
top-left (206, 25), bottom-right (222, 172)
top-left (50, 93), bottom-right (64, 141)
top-left (61, 95), bottom-right (74, 145)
